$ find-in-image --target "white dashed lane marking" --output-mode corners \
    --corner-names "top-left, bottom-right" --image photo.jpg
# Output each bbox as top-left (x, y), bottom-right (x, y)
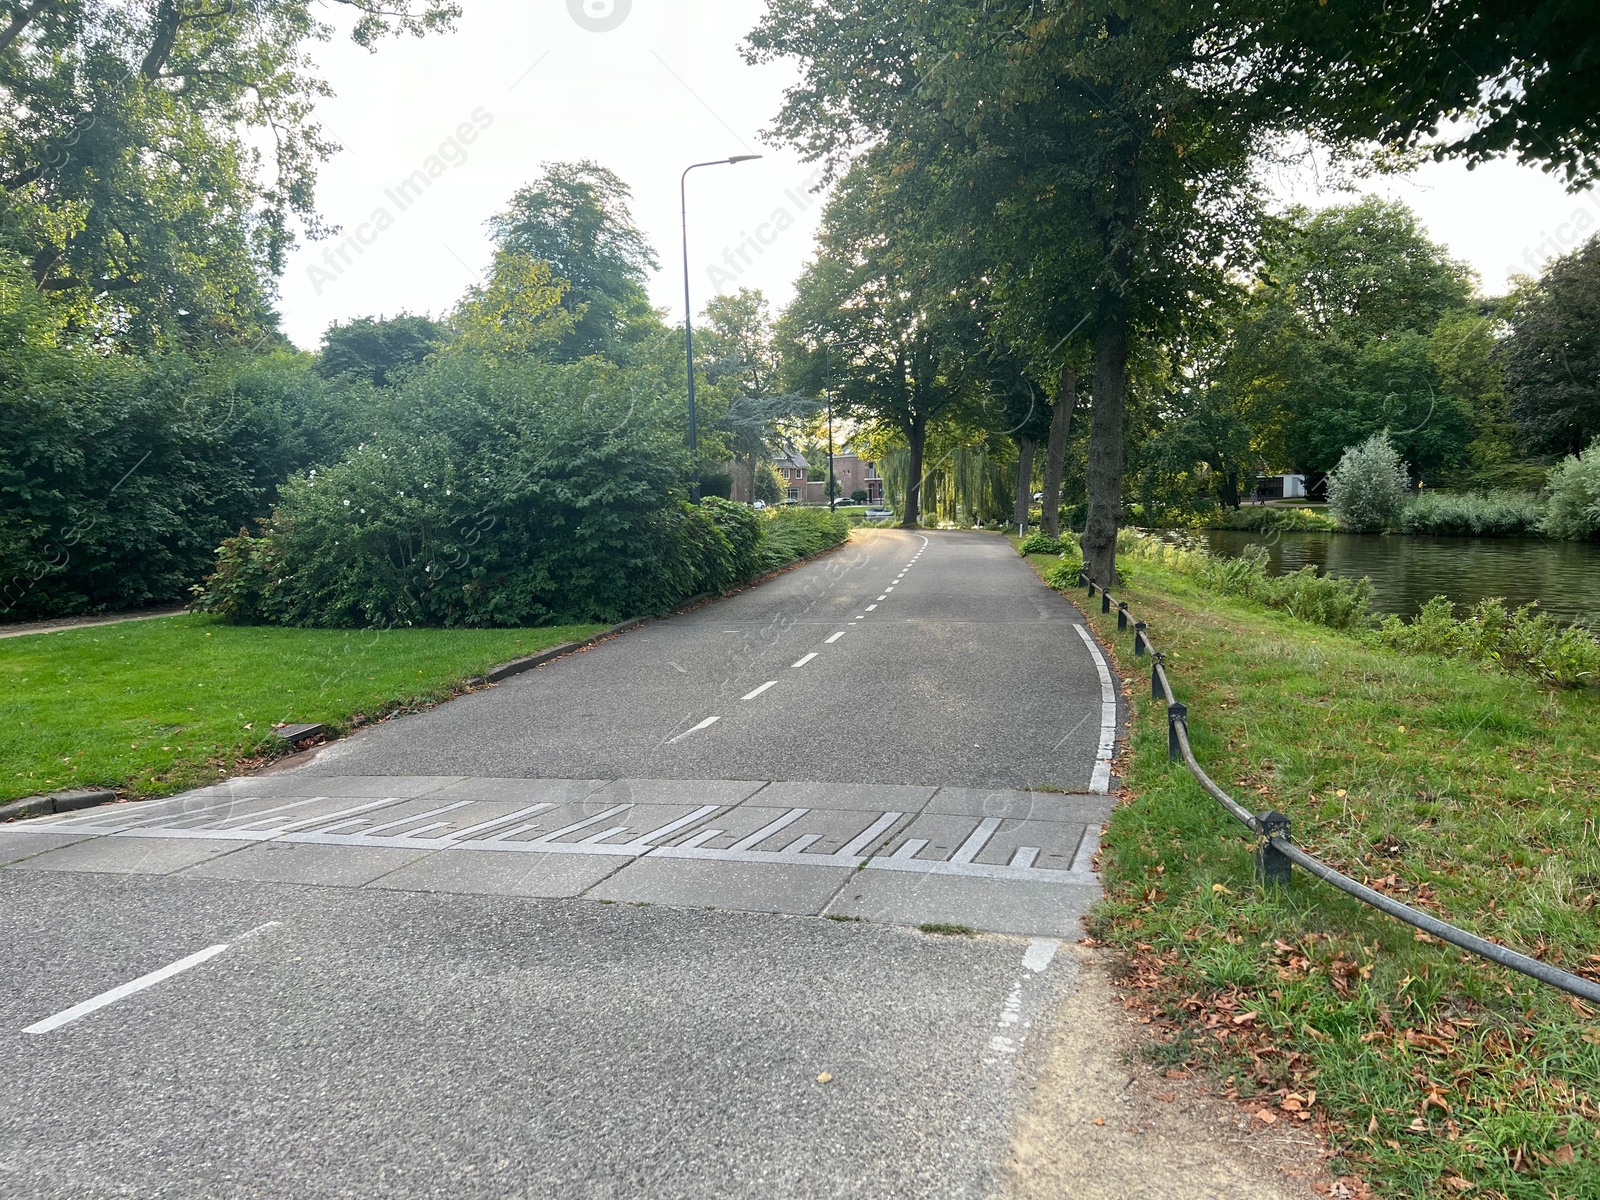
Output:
top-left (792, 652), bottom-right (818, 668)
top-left (667, 715), bottom-right (720, 744)
top-left (742, 681), bottom-right (777, 700)
top-left (825, 632), bottom-right (845, 644)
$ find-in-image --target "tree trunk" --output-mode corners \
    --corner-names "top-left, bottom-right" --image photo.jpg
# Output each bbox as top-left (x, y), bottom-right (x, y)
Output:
top-left (1040, 367), bottom-right (1077, 538)
top-left (903, 413), bottom-right (926, 528)
top-left (1219, 470), bottom-right (1240, 510)
top-left (1082, 311), bottom-right (1129, 589)
top-left (1012, 437), bottom-right (1036, 529)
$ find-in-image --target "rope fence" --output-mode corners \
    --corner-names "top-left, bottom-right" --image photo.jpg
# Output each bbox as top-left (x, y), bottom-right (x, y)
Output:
top-left (1077, 566), bottom-right (1600, 1005)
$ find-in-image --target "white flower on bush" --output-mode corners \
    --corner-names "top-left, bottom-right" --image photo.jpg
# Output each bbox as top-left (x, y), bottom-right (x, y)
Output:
top-left (1328, 433), bottom-right (1410, 533)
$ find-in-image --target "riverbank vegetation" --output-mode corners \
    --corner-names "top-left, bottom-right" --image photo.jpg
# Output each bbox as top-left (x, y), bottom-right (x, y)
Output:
top-left (1017, 539), bottom-right (1600, 1200)
top-left (1, 618), bottom-right (601, 803)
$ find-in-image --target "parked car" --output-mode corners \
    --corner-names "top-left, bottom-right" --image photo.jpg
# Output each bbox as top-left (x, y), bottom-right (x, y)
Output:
top-left (752, 500), bottom-right (767, 510)
top-left (864, 507), bottom-right (895, 522)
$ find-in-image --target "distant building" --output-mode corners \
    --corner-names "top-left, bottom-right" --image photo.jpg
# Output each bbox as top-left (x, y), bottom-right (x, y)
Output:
top-left (1253, 472), bottom-right (1308, 502)
top-left (803, 444), bottom-right (883, 505)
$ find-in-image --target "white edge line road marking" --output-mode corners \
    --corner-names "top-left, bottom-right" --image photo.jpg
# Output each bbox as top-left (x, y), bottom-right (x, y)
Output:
top-left (825, 632), bottom-right (845, 644)
top-left (26, 942), bottom-right (232, 1034)
top-left (742, 681), bottom-right (778, 700)
top-left (1073, 623), bottom-right (1119, 793)
top-left (1023, 938), bottom-right (1059, 973)
top-left (666, 715), bottom-right (720, 744)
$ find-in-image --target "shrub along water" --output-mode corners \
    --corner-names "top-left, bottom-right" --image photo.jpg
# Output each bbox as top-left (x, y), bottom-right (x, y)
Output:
top-left (1540, 441), bottom-right (1600, 541)
top-left (1396, 490), bottom-right (1546, 537)
top-left (1109, 530), bottom-right (1600, 688)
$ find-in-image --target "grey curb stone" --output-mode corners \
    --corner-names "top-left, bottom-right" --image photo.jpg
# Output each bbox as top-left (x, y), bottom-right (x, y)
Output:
top-left (0, 787), bottom-right (118, 823)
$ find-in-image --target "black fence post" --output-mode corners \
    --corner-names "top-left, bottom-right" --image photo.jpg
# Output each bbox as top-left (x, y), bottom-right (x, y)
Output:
top-left (1087, 579), bottom-right (1097, 597)
top-left (1101, 590), bottom-right (1111, 614)
top-left (1118, 602), bottom-right (1129, 631)
top-left (1134, 621), bottom-right (1148, 656)
top-left (1256, 811), bottom-right (1294, 886)
top-left (1078, 567), bottom-right (1089, 590)
top-left (1151, 651), bottom-right (1164, 699)
top-left (1167, 701), bottom-right (1187, 762)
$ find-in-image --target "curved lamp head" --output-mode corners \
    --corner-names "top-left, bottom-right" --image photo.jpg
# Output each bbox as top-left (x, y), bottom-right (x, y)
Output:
top-left (726, 154), bottom-right (763, 164)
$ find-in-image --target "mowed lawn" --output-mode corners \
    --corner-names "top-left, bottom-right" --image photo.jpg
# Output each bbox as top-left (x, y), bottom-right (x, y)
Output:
top-left (1, 615), bottom-right (603, 802)
top-left (1019, 547), bottom-right (1600, 1200)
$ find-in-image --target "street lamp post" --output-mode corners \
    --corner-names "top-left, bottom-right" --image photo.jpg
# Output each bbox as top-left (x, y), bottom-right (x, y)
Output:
top-left (681, 154), bottom-right (762, 502)
top-left (825, 341), bottom-right (836, 512)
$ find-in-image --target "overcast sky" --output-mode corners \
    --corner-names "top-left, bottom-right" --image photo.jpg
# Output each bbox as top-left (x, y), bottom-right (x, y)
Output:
top-left (276, 0), bottom-right (1600, 350)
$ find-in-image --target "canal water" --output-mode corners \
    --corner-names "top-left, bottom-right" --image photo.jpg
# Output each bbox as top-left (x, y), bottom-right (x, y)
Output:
top-left (1199, 530), bottom-right (1600, 626)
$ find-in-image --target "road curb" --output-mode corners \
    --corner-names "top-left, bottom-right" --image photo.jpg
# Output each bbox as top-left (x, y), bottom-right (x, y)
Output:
top-left (0, 787), bottom-right (119, 824)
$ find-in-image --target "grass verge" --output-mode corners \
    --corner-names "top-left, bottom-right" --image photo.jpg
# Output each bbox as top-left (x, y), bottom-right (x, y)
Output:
top-left (1, 616), bottom-right (602, 802)
top-left (1019, 543), bottom-right (1600, 1200)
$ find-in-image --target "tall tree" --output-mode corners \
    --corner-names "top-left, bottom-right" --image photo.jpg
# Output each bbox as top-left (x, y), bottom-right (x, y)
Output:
top-left (778, 152), bottom-right (975, 527)
top-left (318, 314), bottom-right (447, 388)
top-left (488, 161), bottom-right (662, 363)
top-left (0, 0), bottom-right (457, 347)
top-left (1503, 234), bottom-right (1600, 455)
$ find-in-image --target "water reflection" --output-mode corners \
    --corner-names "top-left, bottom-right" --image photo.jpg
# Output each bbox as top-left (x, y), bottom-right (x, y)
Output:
top-left (1200, 530), bottom-right (1600, 626)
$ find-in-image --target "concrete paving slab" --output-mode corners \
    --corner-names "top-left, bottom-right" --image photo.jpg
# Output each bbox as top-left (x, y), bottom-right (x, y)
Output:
top-left (653, 804), bottom-right (912, 858)
top-left (587, 856), bottom-right (852, 914)
top-left (272, 775), bottom-right (466, 799)
top-left (751, 781), bottom-right (936, 813)
top-left (925, 788), bottom-right (1113, 823)
top-left (369, 848), bottom-right (626, 898)
top-left (825, 869), bottom-right (1101, 937)
top-left (0, 829), bottom-right (96, 866)
top-left (8, 835), bottom-right (251, 876)
top-left (884, 812), bottom-right (1090, 872)
top-left (180, 843), bottom-right (433, 887)
top-left (485, 801), bottom-right (729, 852)
top-left (425, 777), bottom-right (610, 803)
top-left (589, 778), bottom-right (770, 808)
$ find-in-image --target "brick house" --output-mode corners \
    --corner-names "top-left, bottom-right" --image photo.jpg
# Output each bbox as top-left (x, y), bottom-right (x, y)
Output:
top-left (803, 445), bottom-right (883, 505)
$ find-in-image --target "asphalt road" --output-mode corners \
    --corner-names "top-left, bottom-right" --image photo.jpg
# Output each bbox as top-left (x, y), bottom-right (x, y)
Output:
top-left (2, 529), bottom-right (1122, 1199)
top-left (307, 528), bottom-right (1114, 791)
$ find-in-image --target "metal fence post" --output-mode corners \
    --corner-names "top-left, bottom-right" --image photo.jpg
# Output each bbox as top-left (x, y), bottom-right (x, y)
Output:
top-left (1078, 567), bottom-right (1089, 589)
top-left (1101, 590), bottom-right (1112, 614)
top-left (1256, 811), bottom-right (1294, 886)
top-left (1118, 602), bottom-right (1129, 631)
top-left (1167, 701), bottom-right (1186, 761)
top-left (1087, 579), bottom-right (1097, 597)
top-left (1151, 651), bottom-right (1164, 699)
top-left (1134, 621), bottom-right (1148, 656)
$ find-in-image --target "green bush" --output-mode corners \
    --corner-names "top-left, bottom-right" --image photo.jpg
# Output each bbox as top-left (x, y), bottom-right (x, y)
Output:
top-left (755, 506), bottom-right (850, 573)
top-left (1327, 433), bottom-right (1410, 532)
top-left (1377, 596), bottom-right (1600, 687)
top-left (1019, 530), bottom-right (1066, 555)
top-left (1540, 442), bottom-right (1600, 540)
top-left (1397, 490), bottom-right (1546, 537)
top-left (195, 352), bottom-right (698, 627)
top-left (0, 249), bottom-right (398, 620)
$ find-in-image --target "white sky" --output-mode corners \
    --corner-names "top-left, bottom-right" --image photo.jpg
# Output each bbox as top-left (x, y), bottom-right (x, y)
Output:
top-left (276, 0), bottom-right (1599, 350)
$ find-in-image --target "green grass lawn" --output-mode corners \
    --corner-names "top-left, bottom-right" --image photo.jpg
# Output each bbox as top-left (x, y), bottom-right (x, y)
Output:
top-left (1, 615), bottom-right (603, 802)
top-left (1018, 543), bottom-right (1600, 1200)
